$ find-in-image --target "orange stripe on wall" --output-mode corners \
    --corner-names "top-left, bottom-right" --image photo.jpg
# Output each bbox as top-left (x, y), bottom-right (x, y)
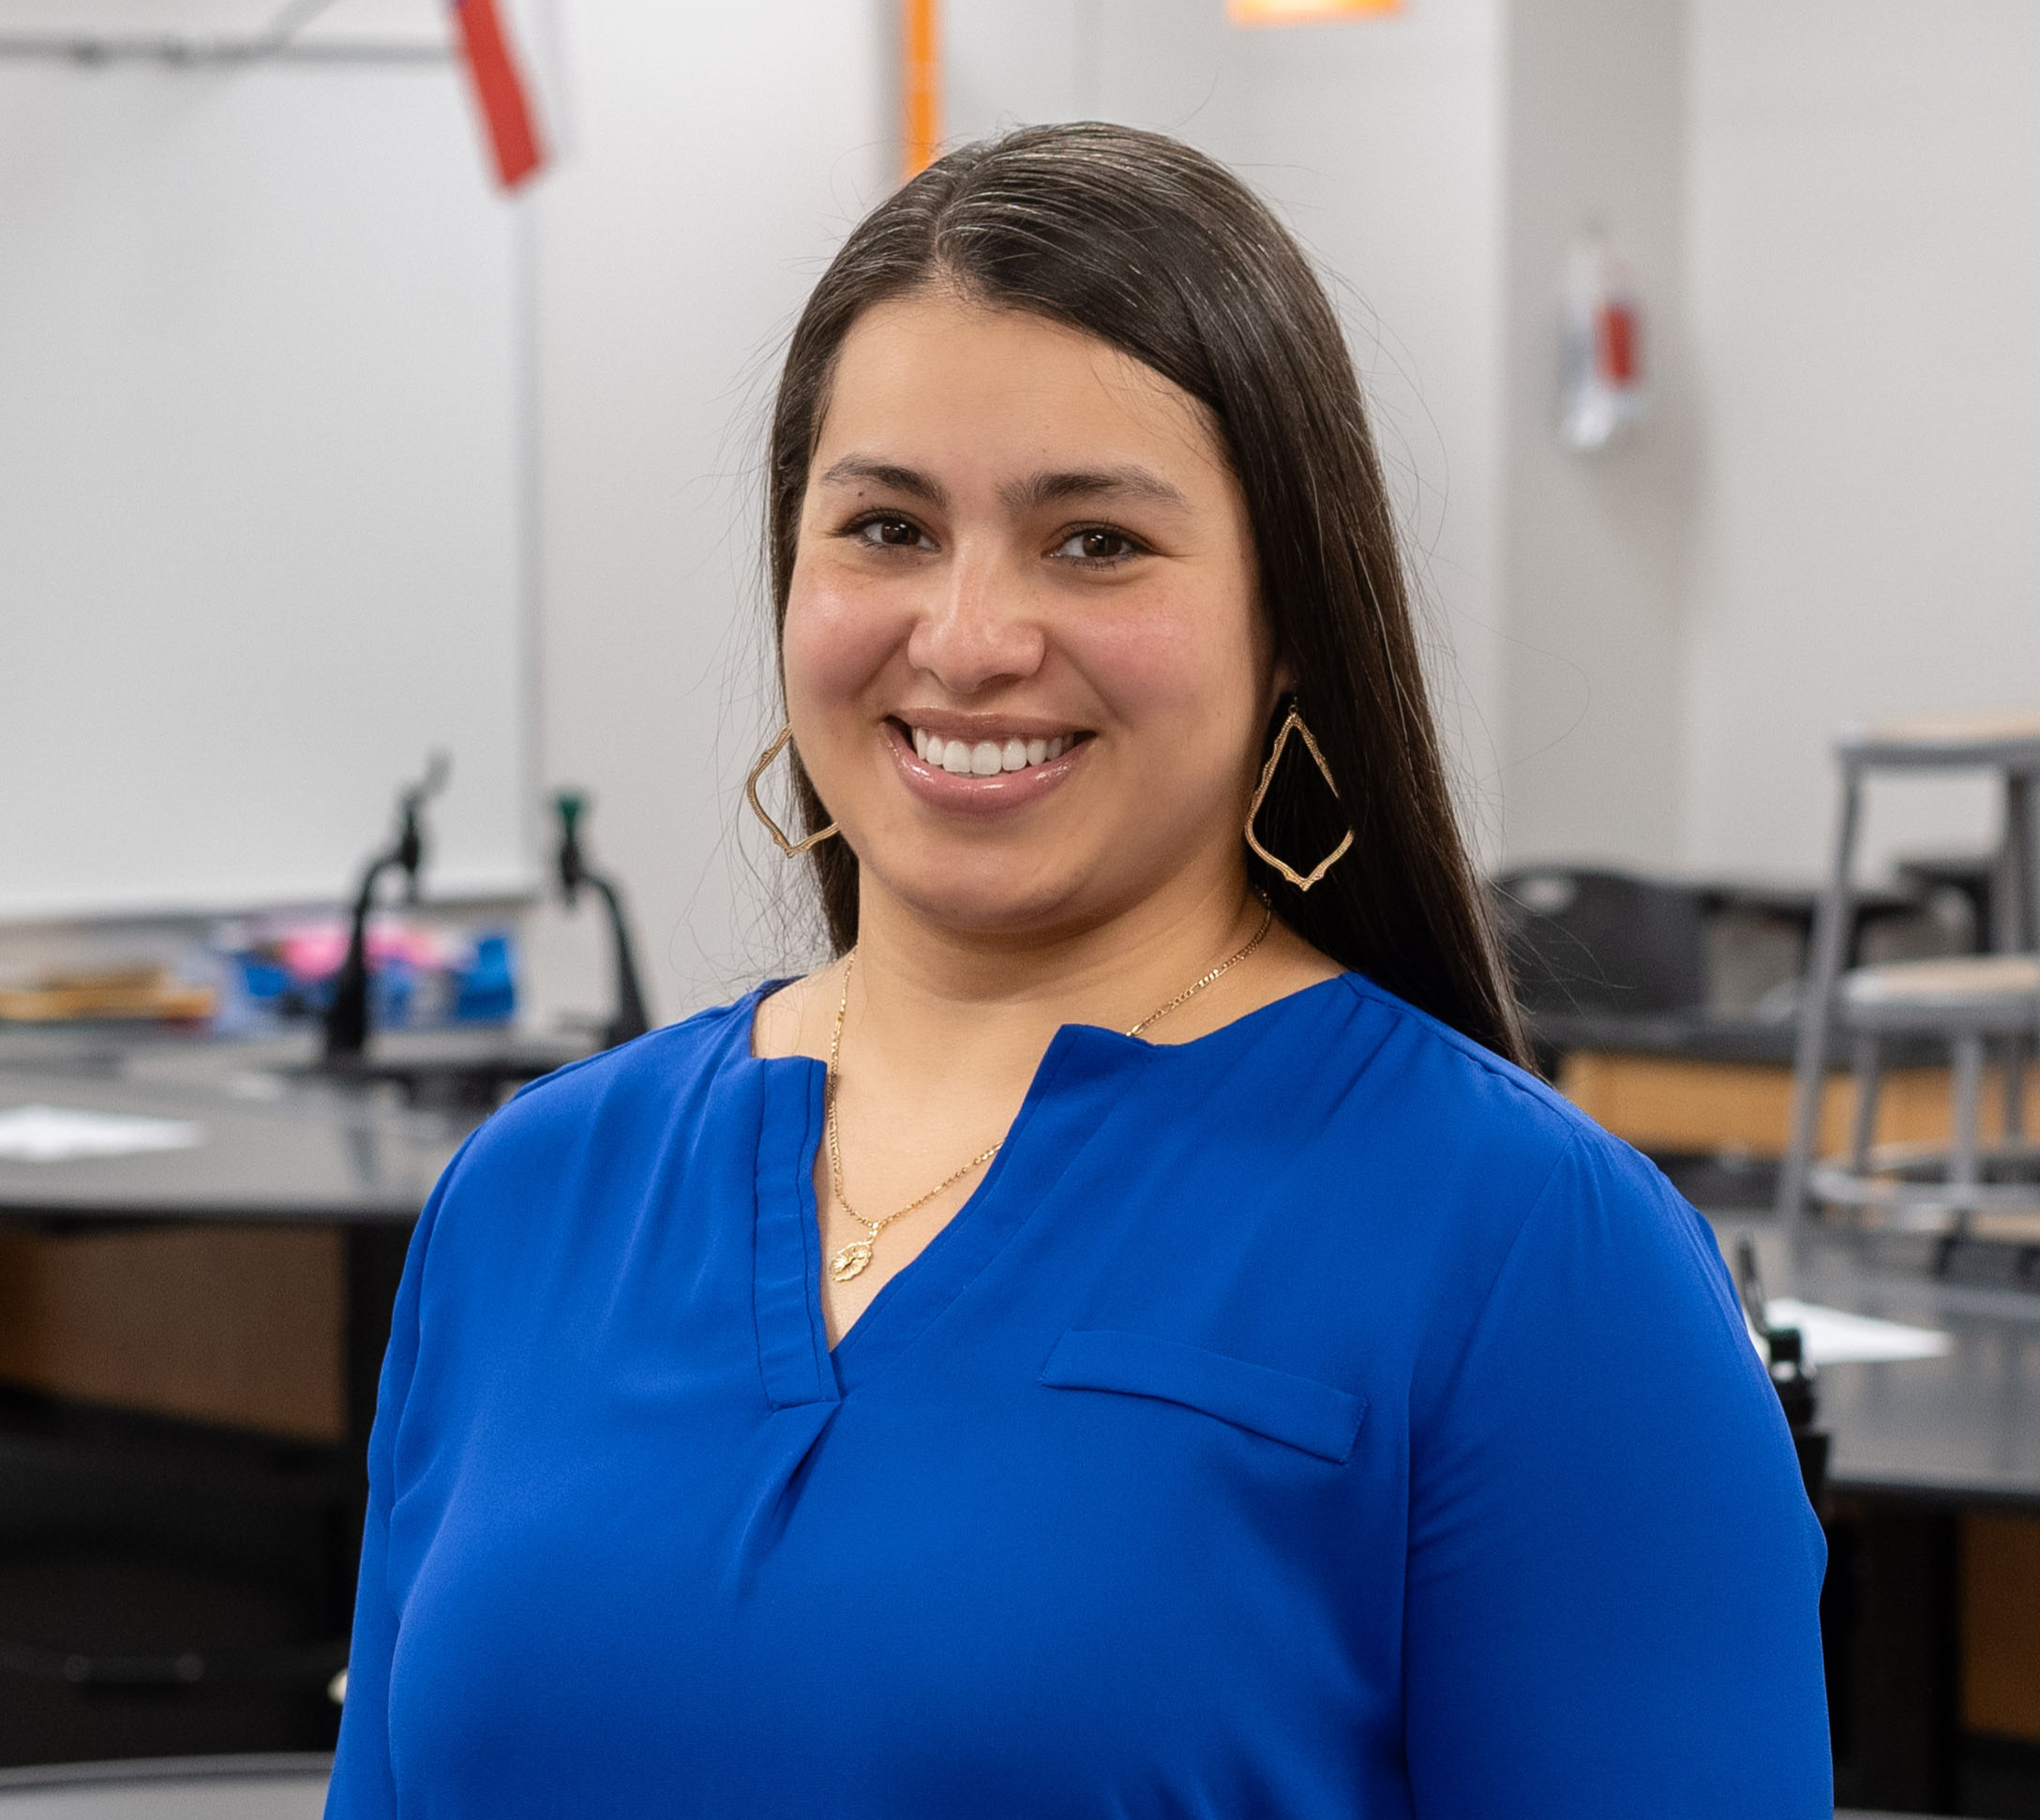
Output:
top-left (902, 0), bottom-right (939, 182)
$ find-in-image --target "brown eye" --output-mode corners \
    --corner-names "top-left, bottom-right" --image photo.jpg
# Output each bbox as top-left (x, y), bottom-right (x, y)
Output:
top-left (855, 515), bottom-right (924, 549)
top-left (1055, 527), bottom-right (1141, 564)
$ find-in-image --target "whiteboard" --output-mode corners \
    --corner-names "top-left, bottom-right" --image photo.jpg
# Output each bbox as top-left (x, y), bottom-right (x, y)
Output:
top-left (0, 37), bottom-right (533, 918)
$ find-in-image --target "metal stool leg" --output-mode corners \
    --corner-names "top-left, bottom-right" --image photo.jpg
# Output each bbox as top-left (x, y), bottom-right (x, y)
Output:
top-left (1950, 1030), bottom-right (1986, 1239)
top-left (1781, 762), bottom-right (1864, 1229)
top-left (1849, 1032), bottom-right (1883, 1174)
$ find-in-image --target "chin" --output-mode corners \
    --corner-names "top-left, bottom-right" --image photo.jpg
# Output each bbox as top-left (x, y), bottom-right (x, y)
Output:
top-left (877, 858), bottom-right (1102, 941)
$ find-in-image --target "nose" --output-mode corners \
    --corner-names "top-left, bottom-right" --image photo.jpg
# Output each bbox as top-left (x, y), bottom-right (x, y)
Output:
top-left (905, 545), bottom-right (1046, 695)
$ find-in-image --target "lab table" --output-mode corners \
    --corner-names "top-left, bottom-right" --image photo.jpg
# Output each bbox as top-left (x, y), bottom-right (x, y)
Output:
top-left (0, 1025), bottom-right (562, 1223)
top-left (1721, 1218), bottom-right (2040, 1512)
top-left (0, 1027), bottom-right (576, 1448)
top-left (1718, 1216), bottom-right (2040, 1813)
top-left (0, 1025), bottom-right (583, 1767)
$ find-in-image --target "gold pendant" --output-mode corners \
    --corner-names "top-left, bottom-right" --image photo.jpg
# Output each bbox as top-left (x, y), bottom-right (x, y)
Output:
top-left (828, 1241), bottom-right (874, 1283)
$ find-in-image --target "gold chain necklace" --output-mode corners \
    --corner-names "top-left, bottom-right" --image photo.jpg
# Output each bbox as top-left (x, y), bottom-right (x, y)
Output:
top-left (823, 897), bottom-right (1275, 1284)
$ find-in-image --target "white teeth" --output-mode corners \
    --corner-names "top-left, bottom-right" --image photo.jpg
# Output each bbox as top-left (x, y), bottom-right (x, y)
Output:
top-left (908, 727), bottom-right (1077, 774)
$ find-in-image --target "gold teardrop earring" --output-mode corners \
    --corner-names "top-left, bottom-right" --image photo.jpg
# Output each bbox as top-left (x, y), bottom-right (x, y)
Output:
top-left (744, 726), bottom-right (839, 857)
top-left (1244, 702), bottom-right (1354, 891)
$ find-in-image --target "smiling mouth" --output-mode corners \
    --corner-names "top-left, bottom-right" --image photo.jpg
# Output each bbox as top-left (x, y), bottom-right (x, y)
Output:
top-left (896, 721), bottom-right (1090, 777)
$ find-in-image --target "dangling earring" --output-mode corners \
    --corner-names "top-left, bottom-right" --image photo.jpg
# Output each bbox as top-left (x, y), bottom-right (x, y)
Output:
top-left (1244, 702), bottom-right (1354, 892)
top-left (744, 726), bottom-right (839, 856)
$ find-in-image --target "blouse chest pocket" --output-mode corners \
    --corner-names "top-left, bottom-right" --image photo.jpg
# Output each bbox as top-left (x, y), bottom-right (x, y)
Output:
top-left (1039, 1329), bottom-right (1367, 1466)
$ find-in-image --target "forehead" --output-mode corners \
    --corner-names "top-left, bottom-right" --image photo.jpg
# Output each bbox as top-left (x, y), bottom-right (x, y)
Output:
top-left (812, 289), bottom-right (1228, 484)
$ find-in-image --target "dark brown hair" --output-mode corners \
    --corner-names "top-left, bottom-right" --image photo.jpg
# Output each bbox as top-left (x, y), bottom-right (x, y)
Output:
top-left (765, 122), bottom-right (1527, 1065)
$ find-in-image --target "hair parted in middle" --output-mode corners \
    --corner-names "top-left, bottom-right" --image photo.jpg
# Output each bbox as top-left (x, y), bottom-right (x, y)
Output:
top-left (764, 121), bottom-right (1527, 1067)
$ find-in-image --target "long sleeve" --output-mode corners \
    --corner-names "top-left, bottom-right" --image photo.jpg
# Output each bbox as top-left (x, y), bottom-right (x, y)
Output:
top-left (1401, 1135), bottom-right (1832, 1818)
top-left (323, 1156), bottom-right (455, 1820)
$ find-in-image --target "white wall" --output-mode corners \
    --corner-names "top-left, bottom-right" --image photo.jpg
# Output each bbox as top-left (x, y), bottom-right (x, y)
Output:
top-left (1497, 0), bottom-right (1688, 871)
top-left (1682, 0), bottom-right (2040, 882)
top-left (23, 1), bottom-right (2035, 1016)
top-left (518, 0), bottom-right (891, 1030)
top-left (0, 0), bottom-right (532, 917)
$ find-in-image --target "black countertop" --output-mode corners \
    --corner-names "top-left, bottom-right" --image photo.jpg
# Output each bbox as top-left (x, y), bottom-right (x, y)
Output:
top-left (1715, 1218), bottom-right (2040, 1509)
top-left (0, 1028), bottom-right (587, 1224)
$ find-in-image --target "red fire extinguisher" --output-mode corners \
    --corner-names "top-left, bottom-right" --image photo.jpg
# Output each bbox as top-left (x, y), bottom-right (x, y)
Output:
top-left (1558, 226), bottom-right (1647, 453)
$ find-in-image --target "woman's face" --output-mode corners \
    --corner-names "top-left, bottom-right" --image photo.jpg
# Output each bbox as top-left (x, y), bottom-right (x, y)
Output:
top-left (782, 288), bottom-right (1276, 940)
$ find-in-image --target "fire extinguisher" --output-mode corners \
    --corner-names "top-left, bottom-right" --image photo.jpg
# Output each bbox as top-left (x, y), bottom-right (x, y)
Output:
top-left (1558, 225), bottom-right (1647, 454)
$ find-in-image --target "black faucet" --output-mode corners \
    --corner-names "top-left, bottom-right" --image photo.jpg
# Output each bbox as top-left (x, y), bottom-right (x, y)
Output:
top-left (555, 791), bottom-right (652, 1050)
top-left (322, 755), bottom-right (450, 1064)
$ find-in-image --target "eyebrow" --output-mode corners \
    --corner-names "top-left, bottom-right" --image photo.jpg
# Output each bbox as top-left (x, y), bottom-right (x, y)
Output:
top-left (814, 456), bottom-right (1190, 515)
top-left (1004, 466), bottom-right (1191, 513)
top-left (815, 457), bottom-right (949, 507)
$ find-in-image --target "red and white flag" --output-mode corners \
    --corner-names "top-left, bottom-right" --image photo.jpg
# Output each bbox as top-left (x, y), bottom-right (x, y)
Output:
top-left (449, 0), bottom-right (565, 190)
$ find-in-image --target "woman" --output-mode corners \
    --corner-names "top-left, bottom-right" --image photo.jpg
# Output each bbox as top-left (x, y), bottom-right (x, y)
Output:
top-left (328, 125), bottom-right (1829, 1817)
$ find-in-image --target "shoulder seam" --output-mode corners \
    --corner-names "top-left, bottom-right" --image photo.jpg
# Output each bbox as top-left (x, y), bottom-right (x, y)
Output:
top-left (1338, 971), bottom-right (1582, 1126)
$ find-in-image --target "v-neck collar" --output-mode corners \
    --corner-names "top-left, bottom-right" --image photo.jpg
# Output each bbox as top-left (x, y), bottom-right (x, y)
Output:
top-left (742, 971), bottom-right (1362, 1412)
top-left (745, 1015), bottom-right (1147, 1408)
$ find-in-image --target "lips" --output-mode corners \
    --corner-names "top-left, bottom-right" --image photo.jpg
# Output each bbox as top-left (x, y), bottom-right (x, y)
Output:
top-left (882, 717), bottom-right (1091, 814)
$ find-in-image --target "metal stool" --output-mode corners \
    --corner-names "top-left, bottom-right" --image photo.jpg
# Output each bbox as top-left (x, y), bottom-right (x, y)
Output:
top-left (1778, 712), bottom-right (2040, 1236)
top-left (1808, 955), bottom-right (2040, 1232)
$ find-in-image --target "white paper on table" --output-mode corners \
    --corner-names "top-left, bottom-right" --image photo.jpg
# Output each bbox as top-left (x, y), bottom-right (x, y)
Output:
top-left (0, 1103), bottom-right (204, 1164)
top-left (1762, 1297), bottom-right (1952, 1366)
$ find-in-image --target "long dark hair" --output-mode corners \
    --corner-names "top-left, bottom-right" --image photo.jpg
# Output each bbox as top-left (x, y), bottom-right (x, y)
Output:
top-left (765, 122), bottom-right (1527, 1065)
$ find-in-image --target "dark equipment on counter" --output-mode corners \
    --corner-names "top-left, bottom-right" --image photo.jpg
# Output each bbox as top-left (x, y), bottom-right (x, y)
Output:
top-left (554, 791), bottom-right (652, 1050)
top-left (1499, 867), bottom-right (1711, 1023)
top-left (1495, 864), bottom-right (1937, 1075)
top-left (1736, 1236), bottom-right (1829, 1509)
top-left (322, 754), bottom-right (449, 1064)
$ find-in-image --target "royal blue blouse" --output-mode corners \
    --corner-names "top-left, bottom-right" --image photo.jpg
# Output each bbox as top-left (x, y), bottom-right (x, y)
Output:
top-left (326, 972), bottom-right (1830, 1818)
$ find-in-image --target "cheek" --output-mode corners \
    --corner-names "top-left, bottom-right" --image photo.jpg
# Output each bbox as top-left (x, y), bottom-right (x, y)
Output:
top-left (782, 556), bottom-right (908, 716)
top-left (1075, 587), bottom-right (1265, 745)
